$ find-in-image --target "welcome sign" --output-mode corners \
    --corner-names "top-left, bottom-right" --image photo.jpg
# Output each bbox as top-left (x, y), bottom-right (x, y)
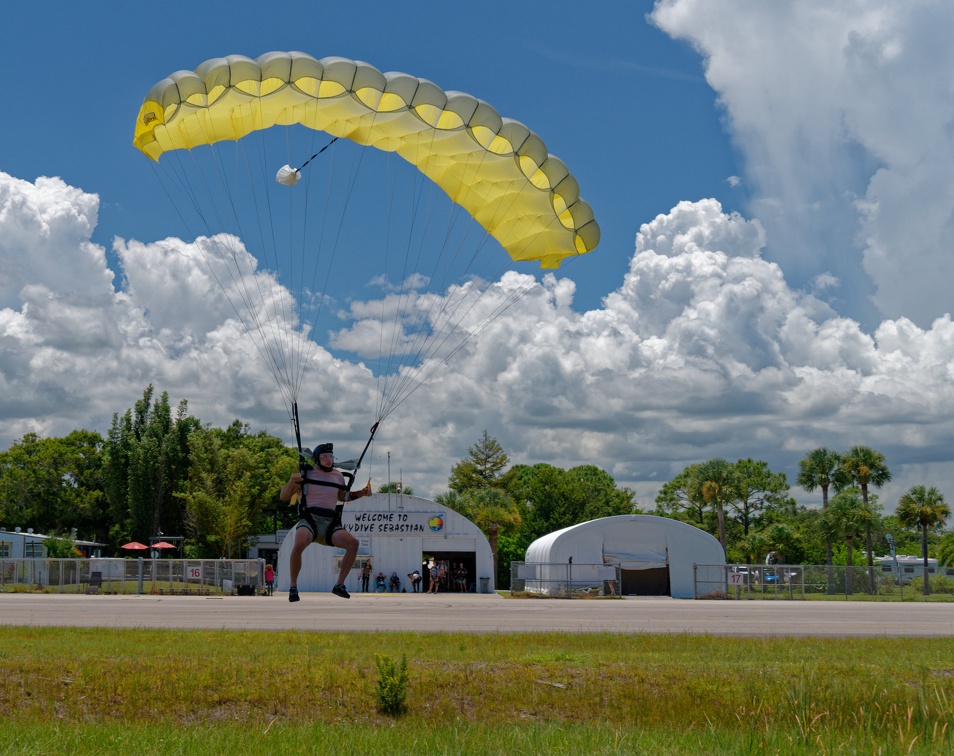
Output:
top-left (342, 511), bottom-right (445, 536)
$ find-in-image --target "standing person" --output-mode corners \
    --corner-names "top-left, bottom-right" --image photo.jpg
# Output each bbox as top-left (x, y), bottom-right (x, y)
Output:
top-left (361, 560), bottom-right (372, 593)
top-left (264, 563), bottom-right (275, 596)
top-left (438, 561), bottom-right (448, 592)
top-left (428, 561), bottom-right (440, 593)
top-left (280, 442), bottom-right (372, 602)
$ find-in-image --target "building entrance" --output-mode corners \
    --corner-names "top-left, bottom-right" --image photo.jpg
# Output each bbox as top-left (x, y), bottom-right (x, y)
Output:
top-left (621, 567), bottom-right (671, 596)
top-left (421, 551), bottom-right (477, 593)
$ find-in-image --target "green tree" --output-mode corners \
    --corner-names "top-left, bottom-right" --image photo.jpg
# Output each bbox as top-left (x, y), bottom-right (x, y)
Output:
top-left (378, 482), bottom-right (414, 495)
top-left (571, 465), bottom-right (638, 521)
top-left (840, 446), bottom-right (891, 593)
top-left (500, 463), bottom-right (635, 544)
top-left (454, 487), bottom-right (522, 586)
top-left (820, 488), bottom-right (871, 594)
top-left (797, 447), bottom-right (842, 587)
top-left (694, 458), bottom-right (736, 553)
top-left (937, 532), bottom-right (954, 568)
top-left (654, 464), bottom-right (708, 527)
top-left (176, 423), bottom-right (294, 558)
top-left (43, 535), bottom-right (79, 558)
top-left (731, 458), bottom-right (795, 537)
top-left (448, 430), bottom-right (509, 492)
top-left (895, 485), bottom-right (950, 595)
top-left (103, 386), bottom-right (200, 546)
top-left (0, 431), bottom-right (106, 539)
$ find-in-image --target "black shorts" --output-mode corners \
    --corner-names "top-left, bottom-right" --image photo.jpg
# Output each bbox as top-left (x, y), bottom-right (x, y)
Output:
top-left (297, 507), bottom-right (343, 547)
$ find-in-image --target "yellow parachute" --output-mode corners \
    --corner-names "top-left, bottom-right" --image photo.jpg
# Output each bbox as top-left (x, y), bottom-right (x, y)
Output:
top-left (133, 51), bottom-right (598, 268)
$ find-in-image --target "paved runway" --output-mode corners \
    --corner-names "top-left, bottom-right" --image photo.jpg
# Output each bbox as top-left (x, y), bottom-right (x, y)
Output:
top-left (2, 592), bottom-right (952, 636)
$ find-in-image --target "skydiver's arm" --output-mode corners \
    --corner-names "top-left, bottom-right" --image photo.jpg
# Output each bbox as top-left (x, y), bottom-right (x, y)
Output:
top-left (339, 482), bottom-right (372, 501)
top-left (280, 472), bottom-right (303, 501)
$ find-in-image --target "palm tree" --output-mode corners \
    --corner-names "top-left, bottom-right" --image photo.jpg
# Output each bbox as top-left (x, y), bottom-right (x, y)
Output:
top-left (797, 448), bottom-right (842, 592)
top-left (840, 446), bottom-right (891, 593)
top-left (938, 532), bottom-right (954, 569)
top-left (819, 488), bottom-right (870, 594)
top-left (895, 485), bottom-right (950, 595)
top-left (693, 458), bottom-right (736, 553)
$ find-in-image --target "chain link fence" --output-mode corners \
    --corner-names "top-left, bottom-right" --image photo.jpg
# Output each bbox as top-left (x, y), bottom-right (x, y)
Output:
top-left (509, 561), bottom-right (621, 597)
top-left (0, 558), bottom-right (263, 595)
top-left (694, 563), bottom-right (954, 600)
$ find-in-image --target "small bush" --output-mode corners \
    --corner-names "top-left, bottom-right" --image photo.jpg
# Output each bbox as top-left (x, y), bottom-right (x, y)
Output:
top-left (374, 653), bottom-right (408, 717)
top-left (909, 575), bottom-right (954, 594)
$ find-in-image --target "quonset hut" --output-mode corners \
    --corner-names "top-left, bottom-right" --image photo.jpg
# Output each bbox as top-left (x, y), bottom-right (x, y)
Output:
top-left (276, 494), bottom-right (495, 594)
top-left (522, 515), bottom-right (725, 599)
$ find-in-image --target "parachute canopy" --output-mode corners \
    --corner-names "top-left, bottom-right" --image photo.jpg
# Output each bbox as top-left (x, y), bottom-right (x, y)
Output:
top-left (133, 51), bottom-right (599, 268)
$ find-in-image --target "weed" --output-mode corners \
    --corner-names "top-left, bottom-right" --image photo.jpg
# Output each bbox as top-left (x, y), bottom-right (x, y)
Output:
top-left (374, 653), bottom-right (408, 717)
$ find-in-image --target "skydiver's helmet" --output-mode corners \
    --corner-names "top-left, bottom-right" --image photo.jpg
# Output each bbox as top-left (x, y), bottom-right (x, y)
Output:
top-left (313, 443), bottom-right (334, 471)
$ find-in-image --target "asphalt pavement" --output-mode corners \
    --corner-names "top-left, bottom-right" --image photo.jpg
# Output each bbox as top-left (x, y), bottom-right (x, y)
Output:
top-left (2, 592), bottom-right (952, 636)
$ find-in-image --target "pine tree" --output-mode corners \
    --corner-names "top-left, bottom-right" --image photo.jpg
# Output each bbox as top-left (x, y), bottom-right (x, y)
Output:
top-left (448, 430), bottom-right (509, 492)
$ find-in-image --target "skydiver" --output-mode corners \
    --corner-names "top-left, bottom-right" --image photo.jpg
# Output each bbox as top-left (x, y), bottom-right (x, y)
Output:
top-left (280, 442), bottom-right (372, 601)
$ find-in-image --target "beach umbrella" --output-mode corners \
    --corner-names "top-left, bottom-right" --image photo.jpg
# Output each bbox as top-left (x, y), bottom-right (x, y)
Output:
top-left (151, 541), bottom-right (175, 550)
top-left (121, 542), bottom-right (148, 551)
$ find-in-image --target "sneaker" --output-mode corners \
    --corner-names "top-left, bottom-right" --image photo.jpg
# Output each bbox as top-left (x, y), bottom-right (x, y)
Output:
top-left (331, 584), bottom-right (351, 599)
top-left (288, 587), bottom-right (300, 603)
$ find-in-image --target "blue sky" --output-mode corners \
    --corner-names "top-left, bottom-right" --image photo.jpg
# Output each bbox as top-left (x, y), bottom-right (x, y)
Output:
top-left (3, 1), bottom-right (954, 515)
top-left (1, 1), bottom-right (736, 314)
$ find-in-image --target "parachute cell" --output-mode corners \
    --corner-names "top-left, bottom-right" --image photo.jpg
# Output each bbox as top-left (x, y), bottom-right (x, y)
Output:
top-left (133, 51), bottom-right (599, 268)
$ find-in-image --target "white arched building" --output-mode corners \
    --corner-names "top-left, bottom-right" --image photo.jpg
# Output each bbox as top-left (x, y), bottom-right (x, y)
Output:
top-left (276, 494), bottom-right (495, 594)
top-left (523, 515), bottom-right (725, 599)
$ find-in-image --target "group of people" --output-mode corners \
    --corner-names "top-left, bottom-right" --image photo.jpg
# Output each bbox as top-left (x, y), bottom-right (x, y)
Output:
top-left (426, 560), bottom-right (469, 593)
top-left (359, 561), bottom-right (422, 593)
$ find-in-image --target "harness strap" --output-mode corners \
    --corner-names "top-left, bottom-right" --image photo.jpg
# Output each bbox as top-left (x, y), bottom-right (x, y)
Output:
top-left (304, 477), bottom-right (348, 491)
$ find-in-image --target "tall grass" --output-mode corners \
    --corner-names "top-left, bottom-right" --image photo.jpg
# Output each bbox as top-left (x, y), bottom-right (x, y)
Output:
top-left (1, 628), bottom-right (952, 753)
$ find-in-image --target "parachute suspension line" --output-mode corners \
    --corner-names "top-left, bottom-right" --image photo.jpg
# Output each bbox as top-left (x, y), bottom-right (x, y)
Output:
top-left (372, 129), bottom-right (472, 418)
top-left (379, 271), bottom-right (542, 420)
top-left (212, 138), bottom-right (299, 412)
top-left (287, 123), bottom-right (328, 401)
top-left (294, 140), bottom-right (373, 404)
top-left (373, 132), bottom-right (535, 421)
top-left (342, 420), bottom-right (380, 501)
top-left (239, 133), bottom-right (299, 404)
top-left (375, 149), bottom-right (433, 416)
top-left (155, 139), bottom-right (298, 416)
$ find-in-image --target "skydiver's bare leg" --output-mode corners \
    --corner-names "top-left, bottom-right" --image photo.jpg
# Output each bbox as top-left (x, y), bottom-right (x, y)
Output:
top-left (331, 529), bottom-right (359, 586)
top-left (289, 526), bottom-right (313, 589)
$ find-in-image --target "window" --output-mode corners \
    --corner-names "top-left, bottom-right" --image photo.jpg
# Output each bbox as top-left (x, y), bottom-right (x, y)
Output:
top-left (0, 542), bottom-right (10, 558)
top-left (25, 542), bottom-right (44, 558)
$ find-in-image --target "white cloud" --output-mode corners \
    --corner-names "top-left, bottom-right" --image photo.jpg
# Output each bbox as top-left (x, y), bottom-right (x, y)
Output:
top-left (3, 170), bottom-right (954, 513)
top-left (652, 0), bottom-right (954, 328)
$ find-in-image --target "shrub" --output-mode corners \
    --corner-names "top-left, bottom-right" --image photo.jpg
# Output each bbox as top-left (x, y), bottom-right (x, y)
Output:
top-left (374, 653), bottom-right (408, 716)
top-left (909, 575), bottom-right (954, 594)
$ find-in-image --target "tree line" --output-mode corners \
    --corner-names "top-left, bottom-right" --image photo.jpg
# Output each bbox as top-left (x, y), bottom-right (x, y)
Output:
top-left (440, 433), bottom-right (953, 594)
top-left (2, 396), bottom-right (952, 593)
top-left (0, 386), bottom-right (299, 558)
top-left (654, 446), bottom-right (951, 594)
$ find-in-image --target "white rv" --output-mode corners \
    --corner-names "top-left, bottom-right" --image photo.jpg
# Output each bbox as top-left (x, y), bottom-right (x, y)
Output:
top-left (876, 555), bottom-right (954, 584)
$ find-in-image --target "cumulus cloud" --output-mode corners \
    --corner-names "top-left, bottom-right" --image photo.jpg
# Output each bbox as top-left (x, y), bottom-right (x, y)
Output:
top-left (3, 169), bottom-right (954, 511)
top-left (652, 0), bottom-right (954, 328)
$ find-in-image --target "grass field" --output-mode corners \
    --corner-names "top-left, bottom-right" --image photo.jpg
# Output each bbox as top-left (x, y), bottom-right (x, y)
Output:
top-left (2, 627), bottom-right (953, 754)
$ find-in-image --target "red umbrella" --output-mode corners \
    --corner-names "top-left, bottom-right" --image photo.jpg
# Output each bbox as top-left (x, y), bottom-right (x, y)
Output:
top-left (121, 541), bottom-right (148, 551)
top-left (151, 541), bottom-right (176, 550)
